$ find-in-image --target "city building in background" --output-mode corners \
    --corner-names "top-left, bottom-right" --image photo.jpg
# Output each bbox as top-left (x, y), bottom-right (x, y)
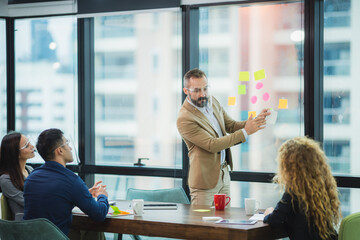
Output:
top-left (1, 0), bottom-right (359, 217)
top-left (14, 16), bottom-right (78, 163)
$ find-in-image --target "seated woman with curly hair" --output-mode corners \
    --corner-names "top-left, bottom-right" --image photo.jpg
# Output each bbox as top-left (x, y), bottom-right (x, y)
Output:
top-left (264, 136), bottom-right (341, 240)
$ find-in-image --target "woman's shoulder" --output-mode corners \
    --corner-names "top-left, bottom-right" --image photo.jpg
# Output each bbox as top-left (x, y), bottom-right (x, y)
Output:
top-left (0, 173), bottom-right (11, 186)
top-left (0, 173), bottom-right (10, 180)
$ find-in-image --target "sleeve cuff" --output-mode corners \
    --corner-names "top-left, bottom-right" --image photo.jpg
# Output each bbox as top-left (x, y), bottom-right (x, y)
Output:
top-left (241, 128), bottom-right (249, 140)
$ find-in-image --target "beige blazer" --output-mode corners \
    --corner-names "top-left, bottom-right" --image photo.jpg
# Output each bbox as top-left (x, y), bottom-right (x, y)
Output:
top-left (177, 97), bottom-right (246, 190)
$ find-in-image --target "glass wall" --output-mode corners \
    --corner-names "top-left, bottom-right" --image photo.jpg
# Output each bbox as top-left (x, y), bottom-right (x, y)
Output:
top-left (0, 19), bottom-right (6, 138)
top-left (323, 0), bottom-right (360, 216)
top-left (199, 2), bottom-right (304, 173)
top-left (14, 16), bottom-right (78, 163)
top-left (94, 9), bottom-right (182, 168)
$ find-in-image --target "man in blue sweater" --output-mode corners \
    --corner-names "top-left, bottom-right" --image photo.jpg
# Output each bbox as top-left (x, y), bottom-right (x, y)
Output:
top-left (23, 128), bottom-right (109, 236)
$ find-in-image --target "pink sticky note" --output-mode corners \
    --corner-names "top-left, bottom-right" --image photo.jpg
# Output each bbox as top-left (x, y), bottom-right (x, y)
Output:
top-left (251, 96), bottom-right (257, 104)
top-left (263, 92), bottom-right (270, 101)
top-left (256, 82), bottom-right (263, 90)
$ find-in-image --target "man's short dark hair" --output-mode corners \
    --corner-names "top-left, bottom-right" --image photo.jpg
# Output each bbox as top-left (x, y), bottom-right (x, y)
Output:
top-left (183, 68), bottom-right (207, 88)
top-left (36, 128), bottom-right (64, 161)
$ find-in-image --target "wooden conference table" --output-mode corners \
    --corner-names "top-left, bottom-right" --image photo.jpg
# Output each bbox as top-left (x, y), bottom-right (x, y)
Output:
top-left (71, 200), bottom-right (287, 240)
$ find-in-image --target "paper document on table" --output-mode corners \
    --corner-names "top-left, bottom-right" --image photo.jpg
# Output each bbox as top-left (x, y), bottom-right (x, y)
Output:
top-left (249, 214), bottom-right (265, 221)
top-left (108, 205), bottom-right (133, 217)
top-left (72, 206), bottom-right (133, 217)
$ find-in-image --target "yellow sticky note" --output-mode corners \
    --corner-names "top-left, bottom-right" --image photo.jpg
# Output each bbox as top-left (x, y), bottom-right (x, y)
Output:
top-left (239, 71), bottom-right (250, 81)
top-left (248, 111), bottom-right (256, 119)
top-left (228, 97), bottom-right (236, 106)
top-left (254, 69), bottom-right (266, 81)
top-left (193, 209), bottom-right (211, 212)
top-left (238, 85), bottom-right (246, 95)
top-left (278, 99), bottom-right (288, 109)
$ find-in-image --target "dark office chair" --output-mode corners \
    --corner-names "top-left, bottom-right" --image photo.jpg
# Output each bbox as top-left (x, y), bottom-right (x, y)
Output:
top-left (339, 212), bottom-right (360, 240)
top-left (124, 187), bottom-right (190, 240)
top-left (0, 218), bottom-right (69, 240)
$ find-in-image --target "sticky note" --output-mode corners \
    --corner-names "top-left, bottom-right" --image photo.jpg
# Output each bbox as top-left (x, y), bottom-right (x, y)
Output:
top-left (256, 82), bottom-right (263, 90)
top-left (193, 209), bottom-right (211, 212)
top-left (238, 85), bottom-right (246, 95)
top-left (239, 71), bottom-right (250, 81)
top-left (251, 96), bottom-right (257, 104)
top-left (228, 97), bottom-right (236, 106)
top-left (110, 205), bottom-right (120, 213)
top-left (263, 92), bottom-right (270, 101)
top-left (278, 99), bottom-right (288, 109)
top-left (254, 69), bottom-right (266, 81)
top-left (248, 111), bottom-right (256, 119)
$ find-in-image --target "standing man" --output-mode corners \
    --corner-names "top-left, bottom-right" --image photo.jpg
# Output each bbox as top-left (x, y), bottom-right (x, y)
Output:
top-left (177, 69), bottom-right (269, 205)
top-left (24, 128), bottom-right (109, 237)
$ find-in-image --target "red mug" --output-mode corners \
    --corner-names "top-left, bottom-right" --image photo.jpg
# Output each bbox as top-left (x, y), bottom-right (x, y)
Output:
top-left (214, 194), bottom-right (231, 210)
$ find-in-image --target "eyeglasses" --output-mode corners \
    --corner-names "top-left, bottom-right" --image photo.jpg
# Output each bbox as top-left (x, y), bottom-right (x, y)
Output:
top-left (19, 140), bottom-right (30, 150)
top-left (186, 85), bottom-right (209, 94)
top-left (59, 140), bottom-right (70, 149)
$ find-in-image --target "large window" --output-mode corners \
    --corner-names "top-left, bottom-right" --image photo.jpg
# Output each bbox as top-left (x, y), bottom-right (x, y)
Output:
top-left (14, 16), bottom-right (78, 163)
top-left (0, 19), bottom-right (6, 137)
top-left (323, 0), bottom-right (359, 176)
top-left (95, 174), bottom-right (182, 200)
top-left (324, 0), bottom-right (360, 216)
top-left (94, 9), bottom-right (182, 168)
top-left (199, 2), bottom-right (304, 173)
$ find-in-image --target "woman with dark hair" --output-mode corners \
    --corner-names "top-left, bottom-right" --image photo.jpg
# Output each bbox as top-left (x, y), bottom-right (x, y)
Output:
top-left (263, 136), bottom-right (341, 240)
top-left (0, 132), bottom-right (35, 220)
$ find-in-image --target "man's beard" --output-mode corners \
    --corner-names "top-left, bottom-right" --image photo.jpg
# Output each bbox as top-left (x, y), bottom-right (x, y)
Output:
top-left (190, 96), bottom-right (208, 108)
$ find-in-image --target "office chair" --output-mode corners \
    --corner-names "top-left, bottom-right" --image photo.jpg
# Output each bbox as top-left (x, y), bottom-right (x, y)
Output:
top-left (125, 187), bottom-right (190, 204)
top-left (124, 187), bottom-right (190, 240)
top-left (1, 194), bottom-right (14, 220)
top-left (0, 218), bottom-right (69, 240)
top-left (339, 212), bottom-right (360, 240)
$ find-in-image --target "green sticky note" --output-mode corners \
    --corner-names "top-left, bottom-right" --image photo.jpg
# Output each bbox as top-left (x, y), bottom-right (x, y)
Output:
top-left (238, 85), bottom-right (246, 95)
top-left (239, 71), bottom-right (250, 81)
top-left (254, 69), bottom-right (266, 81)
top-left (110, 205), bottom-right (121, 213)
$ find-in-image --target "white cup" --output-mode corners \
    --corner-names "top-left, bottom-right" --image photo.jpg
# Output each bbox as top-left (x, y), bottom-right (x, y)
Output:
top-left (245, 198), bottom-right (260, 216)
top-left (131, 199), bottom-right (144, 216)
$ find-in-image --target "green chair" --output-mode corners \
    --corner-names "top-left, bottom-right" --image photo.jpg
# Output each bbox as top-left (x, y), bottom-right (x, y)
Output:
top-left (339, 212), bottom-right (360, 240)
top-left (124, 187), bottom-right (190, 240)
top-left (125, 187), bottom-right (190, 204)
top-left (1, 194), bottom-right (14, 220)
top-left (0, 218), bottom-right (69, 240)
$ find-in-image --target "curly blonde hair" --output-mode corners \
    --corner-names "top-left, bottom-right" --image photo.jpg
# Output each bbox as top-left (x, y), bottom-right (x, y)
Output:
top-left (275, 136), bottom-right (341, 239)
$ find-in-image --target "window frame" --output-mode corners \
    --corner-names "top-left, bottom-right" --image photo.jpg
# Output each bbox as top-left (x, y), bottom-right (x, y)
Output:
top-left (3, 0), bottom-right (360, 200)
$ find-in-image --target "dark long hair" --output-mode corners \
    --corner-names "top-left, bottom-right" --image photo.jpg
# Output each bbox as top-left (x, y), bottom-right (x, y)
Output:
top-left (0, 132), bottom-right (25, 191)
